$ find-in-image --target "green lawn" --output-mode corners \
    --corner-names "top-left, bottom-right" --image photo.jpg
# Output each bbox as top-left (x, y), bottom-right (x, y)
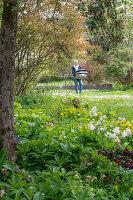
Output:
top-left (45, 89), bottom-right (133, 121)
top-left (36, 80), bottom-right (88, 86)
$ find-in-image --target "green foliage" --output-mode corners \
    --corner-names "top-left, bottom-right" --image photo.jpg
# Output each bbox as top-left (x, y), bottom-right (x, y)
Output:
top-left (105, 57), bottom-right (128, 82)
top-left (0, 149), bottom-right (6, 166)
top-left (105, 46), bottom-right (133, 84)
top-left (36, 70), bottom-right (68, 83)
top-left (80, 0), bottom-right (125, 51)
top-left (112, 82), bottom-right (125, 91)
top-left (111, 47), bottom-right (133, 62)
top-left (36, 70), bottom-right (54, 83)
top-left (113, 82), bottom-right (133, 91)
top-left (1, 89), bottom-right (133, 199)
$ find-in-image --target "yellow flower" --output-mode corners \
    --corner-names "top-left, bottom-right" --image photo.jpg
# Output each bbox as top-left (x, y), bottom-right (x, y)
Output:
top-left (114, 185), bottom-right (118, 192)
top-left (90, 193), bottom-right (95, 198)
top-left (97, 112), bottom-right (101, 116)
top-left (61, 113), bottom-right (63, 116)
top-left (130, 188), bottom-right (133, 192)
top-left (127, 121), bottom-right (132, 126)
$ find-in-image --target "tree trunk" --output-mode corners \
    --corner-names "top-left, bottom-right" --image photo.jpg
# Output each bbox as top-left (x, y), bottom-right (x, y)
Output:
top-left (0, 0), bottom-right (18, 163)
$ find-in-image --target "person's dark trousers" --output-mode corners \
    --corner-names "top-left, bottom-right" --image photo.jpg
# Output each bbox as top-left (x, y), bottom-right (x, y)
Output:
top-left (73, 76), bottom-right (82, 93)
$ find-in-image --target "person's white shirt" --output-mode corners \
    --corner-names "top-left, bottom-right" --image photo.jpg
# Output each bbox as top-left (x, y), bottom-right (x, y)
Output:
top-left (74, 65), bottom-right (79, 72)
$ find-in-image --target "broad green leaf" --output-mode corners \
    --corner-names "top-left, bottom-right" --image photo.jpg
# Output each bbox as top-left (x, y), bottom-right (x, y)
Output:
top-left (0, 182), bottom-right (12, 188)
top-left (3, 164), bottom-right (14, 172)
top-left (33, 192), bottom-right (44, 200)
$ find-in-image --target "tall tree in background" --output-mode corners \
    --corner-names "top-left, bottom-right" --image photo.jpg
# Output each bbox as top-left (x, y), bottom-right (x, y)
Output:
top-left (79, 0), bottom-right (125, 52)
top-left (15, 0), bottom-right (88, 95)
top-left (0, 0), bottom-right (18, 162)
top-left (124, 0), bottom-right (133, 46)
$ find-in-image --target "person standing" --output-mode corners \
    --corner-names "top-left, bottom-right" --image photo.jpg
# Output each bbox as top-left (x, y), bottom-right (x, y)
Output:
top-left (72, 60), bottom-right (82, 93)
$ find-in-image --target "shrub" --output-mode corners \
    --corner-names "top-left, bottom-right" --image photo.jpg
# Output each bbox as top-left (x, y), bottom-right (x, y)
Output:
top-left (105, 57), bottom-right (128, 83)
top-left (82, 61), bottom-right (105, 84)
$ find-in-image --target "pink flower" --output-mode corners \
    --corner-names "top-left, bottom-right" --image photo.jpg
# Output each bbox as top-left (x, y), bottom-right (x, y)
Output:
top-left (101, 174), bottom-right (106, 178)
top-left (116, 137), bottom-right (120, 144)
top-left (122, 128), bottom-right (131, 138)
top-left (126, 128), bottom-right (131, 136)
top-left (122, 131), bottom-right (127, 138)
top-left (114, 127), bottom-right (120, 135)
top-left (86, 175), bottom-right (91, 179)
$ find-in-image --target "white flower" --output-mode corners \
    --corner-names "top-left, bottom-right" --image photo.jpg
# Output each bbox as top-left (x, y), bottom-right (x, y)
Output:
top-left (124, 142), bottom-right (128, 146)
top-left (122, 131), bottom-right (127, 138)
top-left (100, 117), bottom-right (103, 121)
top-left (74, 174), bottom-right (80, 180)
top-left (107, 132), bottom-right (117, 139)
top-left (106, 132), bottom-right (111, 136)
top-left (96, 121), bottom-right (102, 126)
top-left (92, 106), bottom-right (97, 112)
top-left (90, 112), bottom-right (97, 117)
top-left (105, 133), bottom-right (108, 137)
top-left (114, 127), bottom-right (120, 135)
top-left (27, 175), bottom-right (32, 181)
top-left (89, 106), bottom-right (97, 116)
top-left (112, 134), bottom-right (117, 139)
top-left (88, 123), bottom-right (96, 131)
top-left (100, 115), bottom-right (106, 122)
top-left (0, 190), bottom-right (5, 197)
top-left (125, 128), bottom-right (131, 136)
top-left (99, 127), bottom-right (105, 131)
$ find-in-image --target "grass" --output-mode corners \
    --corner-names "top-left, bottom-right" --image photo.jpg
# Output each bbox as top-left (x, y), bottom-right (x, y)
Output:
top-left (39, 89), bottom-right (133, 121)
top-left (36, 80), bottom-right (88, 86)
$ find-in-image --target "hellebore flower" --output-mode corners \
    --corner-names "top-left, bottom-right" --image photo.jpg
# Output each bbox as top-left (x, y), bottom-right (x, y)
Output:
top-left (0, 190), bottom-right (5, 197)
top-left (114, 127), bottom-right (120, 135)
top-left (122, 131), bottom-right (127, 138)
top-left (126, 128), bottom-right (131, 136)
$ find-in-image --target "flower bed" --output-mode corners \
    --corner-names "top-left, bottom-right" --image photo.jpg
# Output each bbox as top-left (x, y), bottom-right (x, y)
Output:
top-left (0, 90), bottom-right (133, 199)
